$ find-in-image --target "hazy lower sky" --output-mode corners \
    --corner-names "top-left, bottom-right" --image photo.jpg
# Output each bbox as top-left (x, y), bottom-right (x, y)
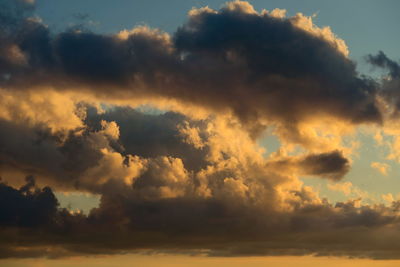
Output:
top-left (1, 0), bottom-right (400, 266)
top-left (4, 255), bottom-right (400, 267)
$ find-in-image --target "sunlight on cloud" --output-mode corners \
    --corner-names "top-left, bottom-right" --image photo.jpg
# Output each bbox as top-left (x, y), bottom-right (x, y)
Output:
top-left (0, 0), bottom-right (400, 262)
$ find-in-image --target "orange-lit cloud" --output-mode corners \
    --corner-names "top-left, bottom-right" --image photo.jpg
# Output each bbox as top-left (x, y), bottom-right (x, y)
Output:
top-left (371, 161), bottom-right (390, 175)
top-left (1, 0), bottom-right (400, 261)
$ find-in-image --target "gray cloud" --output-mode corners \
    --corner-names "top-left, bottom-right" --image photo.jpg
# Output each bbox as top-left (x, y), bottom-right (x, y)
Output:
top-left (85, 106), bottom-right (209, 171)
top-left (2, 179), bottom-right (400, 259)
top-left (265, 150), bottom-right (350, 181)
top-left (368, 51), bottom-right (400, 116)
top-left (1, 0), bottom-right (400, 261)
top-left (300, 150), bottom-right (350, 180)
top-left (0, 176), bottom-right (58, 227)
top-left (0, 0), bottom-right (382, 137)
top-left (368, 51), bottom-right (400, 79)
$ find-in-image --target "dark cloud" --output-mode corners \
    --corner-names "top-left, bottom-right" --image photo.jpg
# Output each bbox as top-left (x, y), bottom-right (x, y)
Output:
top-left (266, 150), bottom-right (350, 181)
top-left (0, 0), bottom-right (382, 137)
top-left (368, 51), bottom-right (400, 79)
top-left (0, 0), bottom-right (32, 78)
top-left (0, 114), bottom-right (107, 191)
top-left (173, 7), bottom-right (380, 126)
top-left (300, 150), bottom-right (350, 180)
top-left (2, 179), bottom-right (400, 259)
top-left (368, 51), bottom-right (400, 115)
top-left (1, 0), bottom-right (400, 261)
top-left (0, 176), bottom-right (58, 227)
top-left (0, 118), bottom-right (66, 178)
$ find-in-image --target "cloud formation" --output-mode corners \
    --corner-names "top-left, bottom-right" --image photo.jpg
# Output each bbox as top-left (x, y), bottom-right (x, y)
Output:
top-left (0, 0), bottom-right (382, 137)
top-left (1, 0), bottom-right (400, 261)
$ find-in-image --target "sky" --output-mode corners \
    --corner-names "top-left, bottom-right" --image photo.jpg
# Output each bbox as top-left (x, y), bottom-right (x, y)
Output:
top-left (1, 0), bottom-right (400, 266)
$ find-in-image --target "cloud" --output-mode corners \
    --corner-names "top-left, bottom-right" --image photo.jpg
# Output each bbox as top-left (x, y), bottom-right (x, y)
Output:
top-left (299, 150), bottom-right (350, 180)
top-left (0, 0), bottom-right (382, 141)
top-left (0, 88), bottom-right (84, 132)
top-left (371, 162), bottom-right (390, 175)
top-left (0, 176), bottom-right (58, 227)
top-left (172, 3), bottom-right (380, 130)
top-left (265, 150), bottom-right (351, 181)
top-left (2, 177), bottom-right (400, 259)
top-left (367, 51), bottom-right (400, 116)
top-left (1, 0), bottom-right (400, 261)
top-left (382, 193), bottom-right (394, 204)
top-left (84, 106), bottom-right (209, 172)
top-left (365, 51), bottom-right (400, 163)
top-left (0, 99), bottom-right (372, 258)
top-left (368, 51), bottom-right (400, 79)
top-left (328, 181), bottom-right (353, 195)
top-left (0, 103), bottom-right (392, 259)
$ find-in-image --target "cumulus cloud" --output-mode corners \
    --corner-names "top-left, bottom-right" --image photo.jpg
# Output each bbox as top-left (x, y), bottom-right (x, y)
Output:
top-left (0, 0), bottom-right (382, 140)
top-left (1, 0), bottom-right (400, 261)
top-left (0, 101), bottom-right (394, 259)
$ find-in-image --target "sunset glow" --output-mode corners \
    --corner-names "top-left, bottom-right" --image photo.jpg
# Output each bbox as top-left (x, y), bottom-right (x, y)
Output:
top-left (1, 0), bottom-right (400, 266)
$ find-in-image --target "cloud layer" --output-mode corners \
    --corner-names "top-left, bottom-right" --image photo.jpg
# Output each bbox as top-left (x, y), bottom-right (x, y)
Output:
top-left (0, 0), bottom-right (381, 135)
top-left (1, 0), bottom-right (400, 260)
